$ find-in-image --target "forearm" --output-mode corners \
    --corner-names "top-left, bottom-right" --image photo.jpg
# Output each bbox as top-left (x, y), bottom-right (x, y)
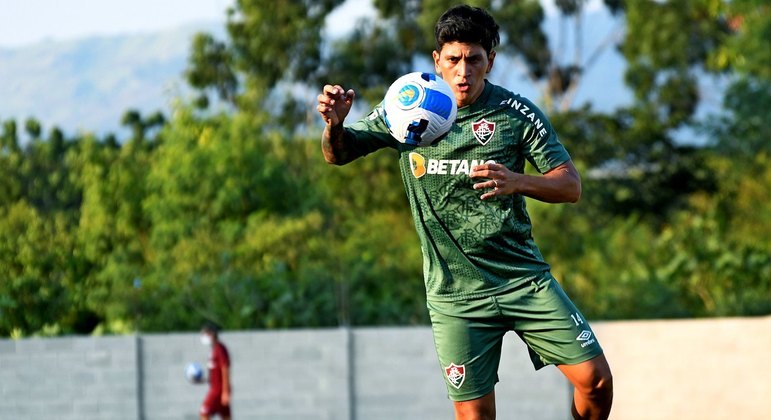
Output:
top-left (322, 123), bottom-right (356, 165)
top-left (515, 175), bottom-right (580, 203)
top-left (222, 366), bottom-right (231, 394)
top-left (515, 164), bottom-right (581, 203)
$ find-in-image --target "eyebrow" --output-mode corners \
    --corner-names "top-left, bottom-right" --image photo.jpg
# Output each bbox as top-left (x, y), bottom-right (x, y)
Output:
top-left (444, 50), bottom-right (485, 59)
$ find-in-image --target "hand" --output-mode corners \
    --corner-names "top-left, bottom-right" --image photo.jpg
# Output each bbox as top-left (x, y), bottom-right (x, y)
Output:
top-left (470, 162), bottom-right (519, 200)
top-left (317, 85), bottom-right (355, 127)
top-left (221, 390), bottom-right (230, 406)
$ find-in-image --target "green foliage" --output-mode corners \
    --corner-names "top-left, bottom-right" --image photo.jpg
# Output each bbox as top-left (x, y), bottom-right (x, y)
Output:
top-left (185, 0), bottom-right (344, 108)
top-left (711, 0), bottom-right (771, 78)
top-left (531, 153), bottom-right (770, 319)
top-left (2, 104), bottom-right (767, 336)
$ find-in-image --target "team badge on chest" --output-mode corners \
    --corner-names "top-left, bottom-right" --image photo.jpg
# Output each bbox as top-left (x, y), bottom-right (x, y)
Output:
top-left (472, 118), bottom-right (496, 145)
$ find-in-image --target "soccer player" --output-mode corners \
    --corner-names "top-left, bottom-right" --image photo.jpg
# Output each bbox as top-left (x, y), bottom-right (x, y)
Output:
top-left (199, 322), bottom-right (232, 420)
top-left (316, 4), bottom-right (613, 420)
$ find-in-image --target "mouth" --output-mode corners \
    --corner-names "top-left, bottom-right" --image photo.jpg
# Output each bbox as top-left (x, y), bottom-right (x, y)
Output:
top-left (456, 82), bottom-right (470, 92)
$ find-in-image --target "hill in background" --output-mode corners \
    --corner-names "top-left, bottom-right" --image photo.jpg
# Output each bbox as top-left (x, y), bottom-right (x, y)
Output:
top-left (0, 22), bottom-right (222, 137)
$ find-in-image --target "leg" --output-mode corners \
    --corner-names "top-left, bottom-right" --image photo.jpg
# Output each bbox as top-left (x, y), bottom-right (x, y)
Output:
top-left (200, 391), bottom-right (216, 420)
top-left (453, 390), bottom-right (496, 420)
top-left (221, 403), bottom-right (232, 420)
top-left (428, 299), bottom-right (506, 420)
top-left (557, 354), bottom-right (613, 420)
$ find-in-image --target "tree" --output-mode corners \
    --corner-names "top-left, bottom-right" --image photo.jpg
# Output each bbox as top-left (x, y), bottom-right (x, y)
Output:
top-left (185, 0), bottom-right (344, 111)
top-left (703, 0), bottom-right (771, 157)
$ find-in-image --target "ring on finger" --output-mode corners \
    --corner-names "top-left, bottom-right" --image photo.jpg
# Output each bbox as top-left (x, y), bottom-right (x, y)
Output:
top-left (493, 179), bottom-right (499, 189)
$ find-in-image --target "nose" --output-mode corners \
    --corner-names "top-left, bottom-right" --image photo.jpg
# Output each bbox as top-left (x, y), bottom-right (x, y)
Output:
top-left (457, 58), bottom-right (471, 77)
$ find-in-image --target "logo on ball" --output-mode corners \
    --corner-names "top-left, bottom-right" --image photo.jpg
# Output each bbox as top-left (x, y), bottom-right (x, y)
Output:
top-left (396, 84), bottom-right (423, 110)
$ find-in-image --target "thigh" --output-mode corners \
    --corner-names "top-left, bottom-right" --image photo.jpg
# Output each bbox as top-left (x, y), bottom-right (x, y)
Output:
top-left (200, 391), bottom-right (222, 416)
top-left (500, 273), bottom-right (604, 369)
top-left (428, 298), bottom-right (507, 402)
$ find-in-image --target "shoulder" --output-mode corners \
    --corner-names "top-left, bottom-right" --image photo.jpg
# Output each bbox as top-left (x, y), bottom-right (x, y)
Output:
top-left (487, 84), bottom-right (553, 140)
top-left (348, 101), bottom-right (387, 130)
top-left (489, 85), bottom-right (546, 121)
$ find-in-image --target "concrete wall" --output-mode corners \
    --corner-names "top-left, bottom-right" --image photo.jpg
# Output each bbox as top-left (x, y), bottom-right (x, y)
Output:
top-left (1, 317), bottom-right (768, 420)
top-left (0, 335), bottom-right (139, 420)
top-left (140, 327), bottom-right (566, 420)
top-left (594, 317), bottom-right (771, 420)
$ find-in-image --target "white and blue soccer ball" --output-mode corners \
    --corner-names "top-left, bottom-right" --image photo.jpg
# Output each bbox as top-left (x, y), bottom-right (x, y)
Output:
top-left (185, 362), bottom-right (204, 384)
top-left (383, 72), bottom-right (457, 147)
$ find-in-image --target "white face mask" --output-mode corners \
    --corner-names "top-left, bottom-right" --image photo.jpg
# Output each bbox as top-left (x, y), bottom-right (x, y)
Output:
top-left (200, 334), bottom-right (212, 346)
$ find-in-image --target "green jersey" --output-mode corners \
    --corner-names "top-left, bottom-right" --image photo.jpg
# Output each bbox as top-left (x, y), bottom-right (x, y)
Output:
top-left (343, 80), bottom-right (571, 302)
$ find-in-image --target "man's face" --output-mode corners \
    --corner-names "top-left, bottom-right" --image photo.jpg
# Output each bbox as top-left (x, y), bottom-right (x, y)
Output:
top-left (433, 41), bottom-right (495, 108)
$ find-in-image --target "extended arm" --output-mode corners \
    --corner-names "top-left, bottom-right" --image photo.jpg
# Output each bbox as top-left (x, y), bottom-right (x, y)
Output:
top-left (317, 84), bottom-right (365, 165)
top-left (470, 160), bottom-right (582, 203)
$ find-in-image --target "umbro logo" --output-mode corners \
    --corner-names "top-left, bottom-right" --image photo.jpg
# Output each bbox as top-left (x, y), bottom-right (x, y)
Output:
top-left (576, 330), bottom-right (596, 348)
top-left (576, 330), bottom-right (593, 341)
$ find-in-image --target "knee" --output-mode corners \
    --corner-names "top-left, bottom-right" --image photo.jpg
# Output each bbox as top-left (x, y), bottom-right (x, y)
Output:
top-left (454, 394), bottom-right (496, 420)
top-left (455, 409), bottom-right (495, 420)
top-left (583, 367), bottom-right (613, 402)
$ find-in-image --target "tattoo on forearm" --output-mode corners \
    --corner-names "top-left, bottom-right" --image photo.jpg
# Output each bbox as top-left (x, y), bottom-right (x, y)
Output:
top-left (323, 124), bottom-right (351, 164)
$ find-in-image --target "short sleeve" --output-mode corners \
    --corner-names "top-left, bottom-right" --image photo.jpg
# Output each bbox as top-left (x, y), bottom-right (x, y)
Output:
top-left (344, 103), bottom-right (401, 156)
top-left (217, 344), bottom-right (230, 367)
top-left (519, 104), bottom-right (571, 173)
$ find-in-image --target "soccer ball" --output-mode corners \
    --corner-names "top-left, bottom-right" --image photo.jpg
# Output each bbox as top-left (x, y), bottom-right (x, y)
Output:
top-left (185, 362), bottom-right (204, 384)
top-left (383, 72), bottom-right (457, 147)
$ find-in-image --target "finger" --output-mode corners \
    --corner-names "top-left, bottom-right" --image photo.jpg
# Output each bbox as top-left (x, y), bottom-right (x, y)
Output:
top-left (469, 169), bottom-right (495, 179)
top-left (317, 93), bottom-right (334, 106)
top-left (479, 189), bottom-right (498, 200)
top-left (471, 163), bottom-right (498, 172)
top-left (344, 89), bottom-right (355, 104)
top-left (322, 84), bottom-right (339, 94)
top-left (472, 180), bottom-right (498, 190)
top-left (322, 84), bottom-right (345, 98)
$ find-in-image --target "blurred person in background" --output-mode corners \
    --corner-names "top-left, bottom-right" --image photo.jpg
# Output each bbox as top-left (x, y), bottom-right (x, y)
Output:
top-left (200, 321), bottom-right (231, 420)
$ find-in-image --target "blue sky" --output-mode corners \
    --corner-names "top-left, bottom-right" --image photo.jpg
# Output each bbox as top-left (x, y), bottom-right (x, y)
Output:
top-left (0, 0), bottom-right (604, 48)
top-left (0, 0), bottom-right (235, 48)
top-left (0, 0), bottom-right (383, 48)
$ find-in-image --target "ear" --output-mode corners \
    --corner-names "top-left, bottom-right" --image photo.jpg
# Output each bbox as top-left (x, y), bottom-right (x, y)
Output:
top-left (432, 50), bottom-right (441, 72)
top-left (487, 50), bottom-right (497, 73)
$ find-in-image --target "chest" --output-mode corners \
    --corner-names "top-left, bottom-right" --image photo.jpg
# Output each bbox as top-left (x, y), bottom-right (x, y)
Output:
top-left (399, 112), bottom-right (523, 178)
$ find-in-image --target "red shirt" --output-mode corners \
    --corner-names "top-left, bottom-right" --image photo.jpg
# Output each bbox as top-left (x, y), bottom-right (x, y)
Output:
top-left (207, 342), bottom-right (230, 393)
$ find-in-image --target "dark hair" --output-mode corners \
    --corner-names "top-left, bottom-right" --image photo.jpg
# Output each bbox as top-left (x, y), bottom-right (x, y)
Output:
top-left (434, 5), bottom-right (500, 54)
top-left (201, 321), bottom-right (220, 337)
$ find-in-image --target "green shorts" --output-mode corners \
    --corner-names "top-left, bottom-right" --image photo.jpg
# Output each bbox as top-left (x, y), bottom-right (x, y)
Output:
top-left (428, 272), bottom-right (604, 402)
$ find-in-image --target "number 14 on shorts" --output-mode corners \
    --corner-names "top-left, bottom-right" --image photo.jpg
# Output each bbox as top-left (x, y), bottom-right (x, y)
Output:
top-left (570, 312), bottom-right (584, 326)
